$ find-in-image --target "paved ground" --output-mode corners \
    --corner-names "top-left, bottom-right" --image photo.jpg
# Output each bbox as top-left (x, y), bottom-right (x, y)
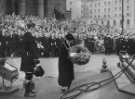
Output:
top-left (0, 54), bottom-right (135, 99)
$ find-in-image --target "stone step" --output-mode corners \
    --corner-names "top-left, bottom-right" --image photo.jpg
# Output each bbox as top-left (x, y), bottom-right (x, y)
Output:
top-left (111, 63), bottom-right (135, 95)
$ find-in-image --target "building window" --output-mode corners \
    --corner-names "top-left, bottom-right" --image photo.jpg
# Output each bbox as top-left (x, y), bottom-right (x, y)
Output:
top-left (101, 21), bottom-right (104, 24)
top-left (104, 8), bottom-right (106, 12)
top-left (107, 20), bottom-right (110, 26)
top-left (104, 1), bottom-right (106, 5)
top-left (127, 13), bottom-right (130, 17)
top-left (127, 6), bottom-right (130, 10)
top-left (90, 10), bottom-right (92, 14)
top-left (115, 0), bottom-right (117, 4)
top-left (108, 8), bottom-right (110, 11)
top-left (120, 20), bottom-right (122, 25)
top-left (95, 4), bottom-right (96, 7)
top-left (98, 9), bottom-right (100, 12)
top-left (108, 1), bottom-right (111, 5)
top-left (119, 14), bottom-right (122, 17)
top-left (119, 7), bottom-right (121, 10)
top-left (127, 19), bottom-right (130, 25)
top-left (113, 20), bottom-right (116, 26)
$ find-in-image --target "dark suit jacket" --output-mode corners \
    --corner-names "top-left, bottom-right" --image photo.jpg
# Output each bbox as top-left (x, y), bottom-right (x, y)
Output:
top-left (20, 32), bottom-right (38, 72)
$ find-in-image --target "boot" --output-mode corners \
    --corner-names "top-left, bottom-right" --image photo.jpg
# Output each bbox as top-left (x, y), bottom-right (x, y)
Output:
top-left (24, 81), bottom-right (36, 97)
top-left (30, 81), bottom-right (37, 93)
top-left (61, 86), bottom-right (69, 93)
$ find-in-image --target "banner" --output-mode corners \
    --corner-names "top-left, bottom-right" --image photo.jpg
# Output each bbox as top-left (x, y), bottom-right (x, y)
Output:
top-left (54, 8), bottom-right (65, 21)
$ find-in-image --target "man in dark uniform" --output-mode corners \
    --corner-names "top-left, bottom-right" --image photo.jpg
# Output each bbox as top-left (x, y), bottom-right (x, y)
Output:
top-left (8, 33), bottom-right (20, 57)
top-left (84, 36), bottom-right (95, 53)
top-left (115, 36), bottom-right (121, 54)
top-left (20, 32), bottom-right (39, 97)
top-left (104, 35), bottom-right (113, 54)
top-left (119, 36), bottom-right (128, 53)
top-left (0, 31), bottom-right (5, 57)
top-left (127, 37), bottom-right (135, 55)
top-left (58, 33), bottom-right (75, 92)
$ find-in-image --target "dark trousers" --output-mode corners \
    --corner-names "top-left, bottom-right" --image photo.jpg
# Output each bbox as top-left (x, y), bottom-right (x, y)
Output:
top-left (25, 72), bottom-right (33, 80)
top-left (24, 72), bottom-right (35, 93)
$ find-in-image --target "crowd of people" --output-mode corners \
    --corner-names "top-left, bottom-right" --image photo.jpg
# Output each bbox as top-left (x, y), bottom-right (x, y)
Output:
top-left (0, 14), bottom-right (135, 58)
top-left (1, 14), bottom-right (135, 97)
top-left (0, 14), bottom-right (68, 57)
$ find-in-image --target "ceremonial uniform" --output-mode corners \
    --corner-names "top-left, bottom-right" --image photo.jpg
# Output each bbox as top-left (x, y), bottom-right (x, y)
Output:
top-left (0, 32), bottom-right (5, 57)
top-left (20, 32), bottom-right (39, 97)
top-left (127, 38), bottom-right (135, 55)
top-left (104, 36), bottom-right (113, 54)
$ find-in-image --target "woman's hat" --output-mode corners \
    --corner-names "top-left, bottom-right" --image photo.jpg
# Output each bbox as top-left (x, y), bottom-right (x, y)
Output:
top-left (65, 33), bottom-right (75, 41)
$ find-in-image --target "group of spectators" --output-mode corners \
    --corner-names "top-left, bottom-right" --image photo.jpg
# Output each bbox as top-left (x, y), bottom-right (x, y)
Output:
top-left (0, 14), bottom-right (135, 58)
top-left (0, 15), bottom-right (69, 57)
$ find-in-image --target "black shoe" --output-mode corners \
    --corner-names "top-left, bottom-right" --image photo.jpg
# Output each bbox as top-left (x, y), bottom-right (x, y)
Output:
top-left (24, 92), bottom-right (36, 97)
top-left (24, 81), bottom-right (36, 97)
top-left (61, 87), bottom-right (68, 93)
top-left (30, 81), bottom-right (37, 93)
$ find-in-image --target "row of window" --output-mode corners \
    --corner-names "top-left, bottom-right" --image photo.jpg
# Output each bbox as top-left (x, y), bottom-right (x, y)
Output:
top-left (83, 18), bottom-right (132, 27)
top-left (98, 19), bottom-right (130, 26)
top-left (113, 19), bottom-right (130, 26)
top-left (89, 5), bottom-right (130, 12)
top-left (92, 0), bottom-right (122, 7)
top-left (91, 0), bottom-right (128, 7)
top-left (89, 8), bottom-right (120, 13)
top-left (89, 12), bottom-right (130, 18)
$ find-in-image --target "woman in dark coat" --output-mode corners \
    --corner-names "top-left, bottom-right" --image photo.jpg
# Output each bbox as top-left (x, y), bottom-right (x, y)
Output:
top-left (58, 33), bottom-right (75, 92)
top-left (20, 32), bottom-right (39, 97)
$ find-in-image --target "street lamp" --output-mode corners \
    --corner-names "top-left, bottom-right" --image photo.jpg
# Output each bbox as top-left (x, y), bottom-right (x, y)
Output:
top-left (121, 0), bottom-right (124, 35)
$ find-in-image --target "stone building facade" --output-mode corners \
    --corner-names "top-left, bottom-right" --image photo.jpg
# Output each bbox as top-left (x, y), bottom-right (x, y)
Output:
top-left (0, 0), bottom-right (67, 18)
top-left (81, 0), bottom-right (135, 33)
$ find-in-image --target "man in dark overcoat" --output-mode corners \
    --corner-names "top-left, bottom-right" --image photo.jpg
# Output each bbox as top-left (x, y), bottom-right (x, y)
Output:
top-left (58, 33), bottom-right (75, 92)
top-left (20, 32), bottom-right (39, 97)
top-left (104, 35), bottom-right (113, 54)
top-left (0, 31), bottom-right (5, 57)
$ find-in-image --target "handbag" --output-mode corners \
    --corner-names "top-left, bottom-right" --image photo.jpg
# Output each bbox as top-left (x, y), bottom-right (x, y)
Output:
top-left (34, 65), bottom-right (45, 77)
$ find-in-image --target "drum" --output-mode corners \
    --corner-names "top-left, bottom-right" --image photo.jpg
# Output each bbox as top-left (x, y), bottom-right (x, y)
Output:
top-left (69, 45), bottom-right (91, 65)
top-left (0, 59), bottom-right (18, 82)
